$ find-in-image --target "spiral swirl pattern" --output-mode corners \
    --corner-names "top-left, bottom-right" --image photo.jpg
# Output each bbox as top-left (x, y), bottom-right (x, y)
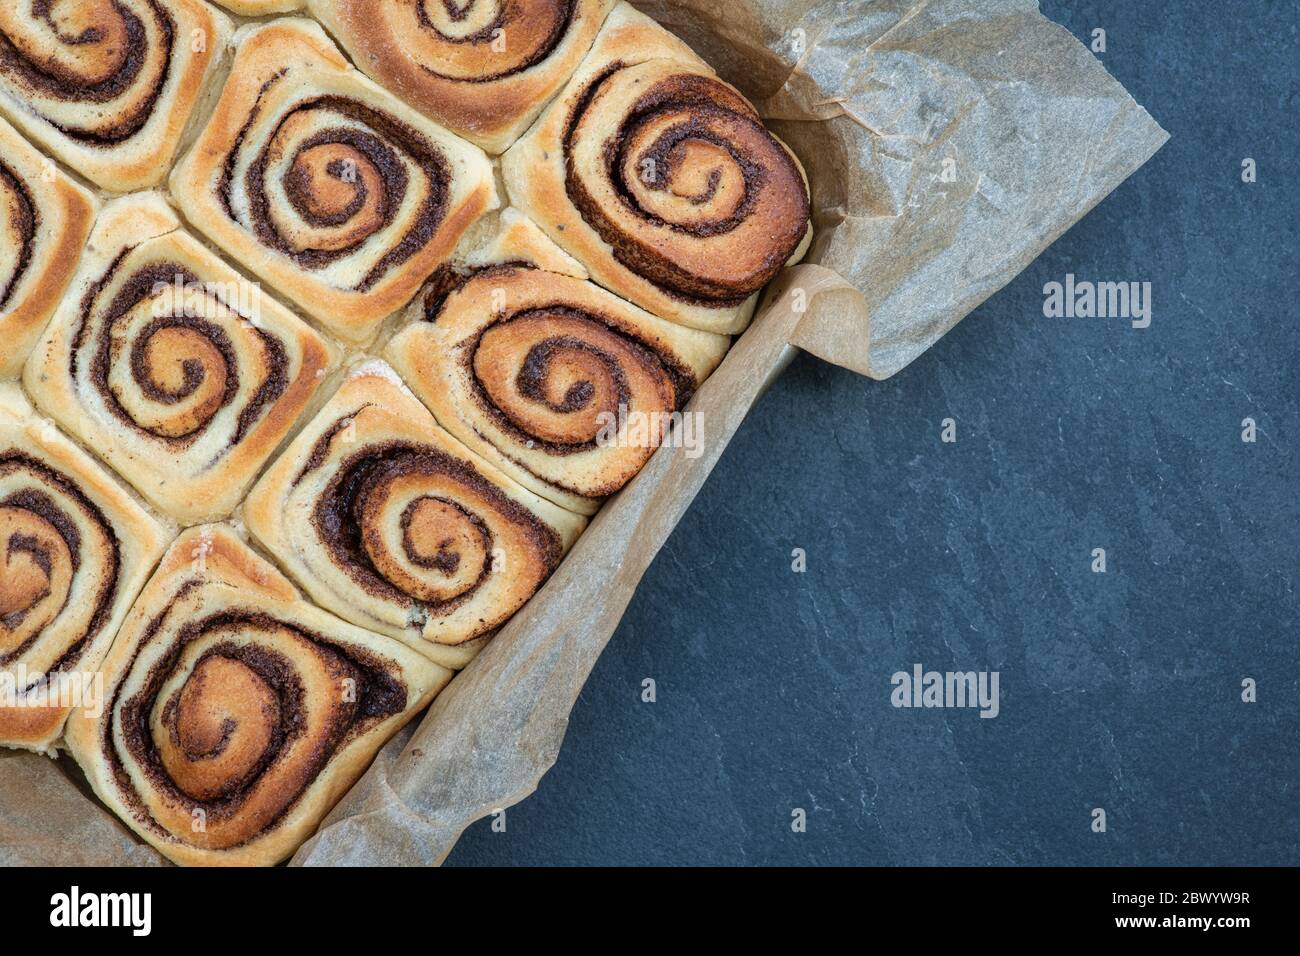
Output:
top-left (501, 4), bottom-right (811, 334)
top-left (387, 261), bottom-right (728, 514)
top-left (0, 456), bottom-right (113, 674)
top-left (0, 117), bottom-right (96, 379)
top-left (565, 63), bottom-right (810, 303)
top-left (63, 525), bottom-right (450, 866)
top-left (23, 193), bottom-right (334, 525)
top-left (0, 0), bottom-right (230, 192)
top-left (170, 18), bottom-right (496, 345)
top-left (244, 365), bottom-right (586, 668)
top-left (0, 385), bottom-right (167, 751)
top-left (306, 0), bottom-right (614, 153)
top-left (0, 161), bottom-right (36, 316)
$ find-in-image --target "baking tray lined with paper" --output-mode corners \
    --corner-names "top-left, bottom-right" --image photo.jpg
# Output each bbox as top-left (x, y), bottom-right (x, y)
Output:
top-left (0, 0), bottom-right (1167, 866)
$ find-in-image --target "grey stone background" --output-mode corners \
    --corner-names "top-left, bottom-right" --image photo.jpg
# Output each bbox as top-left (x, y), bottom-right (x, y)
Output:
top-left (449, 0), bottom-right (1298, 865)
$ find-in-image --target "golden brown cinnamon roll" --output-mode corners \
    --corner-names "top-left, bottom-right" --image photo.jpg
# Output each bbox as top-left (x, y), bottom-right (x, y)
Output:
top-left (306, 0), bottom-right (616, 154)
top-left (0, 116), bottom-right (97, 379)
top-left (386, 213), bottom-right (729, 515)
top-left (169, 18), bottom-right (498, 345)
top-left (501, 3), bottom-right (811, 335)
top-left (63, 524), bottom-right (451, 867)
top-left (23, 193), bottom-right (336, 525)
top-left (0, 385), bottom-right (170, 753)
top-left (0, 0), bottom-right (232, 192)
top-left (244, 362), bottom-right (585, 669)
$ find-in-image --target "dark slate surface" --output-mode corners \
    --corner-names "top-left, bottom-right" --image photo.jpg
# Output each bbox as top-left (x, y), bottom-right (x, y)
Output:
top-left (447, 0), bottom-right (1298, 866)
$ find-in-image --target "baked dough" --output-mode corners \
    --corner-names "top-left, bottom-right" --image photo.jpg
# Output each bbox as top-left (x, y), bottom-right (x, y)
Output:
top-left (211, 0), bottom-right (302, 13)
top-left (23, 193), bottom-right (336, 525)
top-left (0, 116), bottom-right (97, 379)
top-left (63, 523), bottom-right (451, 867)
top-left (501, 3), bottom-right (811, 335)
top-left (170, 18), bottom-right (498, 345)
top-left (386, 211), bottom-right (729, 514)
top-left (0, 385), bottom-right (170, 753)
top-left (244, 361), bottom-right (586, 668)
top-left (306, 0), bottom-right (616, 154)
top-left (0, 0), bottom-right (232, 192)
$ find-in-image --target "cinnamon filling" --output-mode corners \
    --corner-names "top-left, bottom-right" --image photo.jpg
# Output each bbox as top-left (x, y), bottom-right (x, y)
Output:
top-left (0, 161), bottom-right (36, 311)
top-left (563, 67), bottom-right (810, 305)
top-left (308, 439), bottom-right (561, 611)
top-left (464, 300), bottom-right (694, 458)
top-left (0, 452), bottom-right (120, 672)
top-left (0, 0), bottom-right (175, 145)
top-left (105, 603), bottom-right (408, 847)
top-left (236, 94), bottom-right (452, 293)
top-left (413, 0), bottom-right (576, 84)
top-left (69, 258), bottom-right (289, 451)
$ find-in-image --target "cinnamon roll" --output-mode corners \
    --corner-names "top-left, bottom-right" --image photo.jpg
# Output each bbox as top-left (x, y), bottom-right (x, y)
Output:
top-left (23, 192), bottom-right (336, 526)
top-left (0, 0), bottom-right (232, 193)
top-left (306, 0), bottom-right (616, 154)
top-left (169, 18), bottom-right (498, 345)
top-left (63, 524), bottom-right (451, 867)
top-left (501, 3), bottom-right (812, 335)
top-left (243, 362), bottom-right (585, 669)
top-left (386, 213), bottom-right (729, 515)
top-left (0, 116), bottom-right (97, 379)
top-left (0, 385), bottom-right (170, 753)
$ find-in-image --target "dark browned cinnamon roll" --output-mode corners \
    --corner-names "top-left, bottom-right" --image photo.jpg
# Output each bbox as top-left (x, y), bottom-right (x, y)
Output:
top-left (501, 4), bottom-right (811, 335)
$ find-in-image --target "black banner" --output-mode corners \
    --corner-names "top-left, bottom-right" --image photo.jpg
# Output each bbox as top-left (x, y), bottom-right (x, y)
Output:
top-left (1, 866), bottom-right (1279, 940)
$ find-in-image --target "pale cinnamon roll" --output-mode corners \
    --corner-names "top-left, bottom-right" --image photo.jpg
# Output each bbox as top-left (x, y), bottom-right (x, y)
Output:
top-left (243, 363), bottom-right (585, 669)
top-left (501, 3), bottom-right (811, 335)
top-left (0, 0), bottom-right (232, 192)
top-left (63, 524), bottom-right (451, 867)
top-left (386, 213), bottom-right (729, 515)
top-left (23, 193), bottom-right (336, 525)
top-left (306, 0), bottom-right (616, 154)
top-left (169, 18), bottom-right (498, 345)
top-left (0, 385), bottom-right (170, 753)
top-left (0, 116), bottom-right (97, 379)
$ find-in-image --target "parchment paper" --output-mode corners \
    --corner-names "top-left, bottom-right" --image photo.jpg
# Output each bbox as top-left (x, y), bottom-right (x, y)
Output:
top-left (0, 0), bottom-right (1167, 866)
